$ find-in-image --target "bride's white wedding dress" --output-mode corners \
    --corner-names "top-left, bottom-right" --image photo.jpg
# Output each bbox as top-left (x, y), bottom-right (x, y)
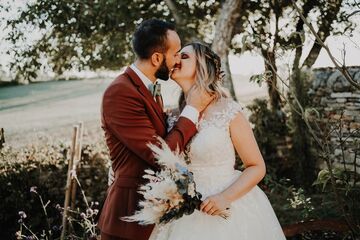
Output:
top-left (150, 98), bottom-right (286, 240)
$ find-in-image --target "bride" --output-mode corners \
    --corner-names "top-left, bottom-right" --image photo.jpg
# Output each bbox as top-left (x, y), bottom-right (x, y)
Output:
top-left (149, 42), bottom-right (286, 240)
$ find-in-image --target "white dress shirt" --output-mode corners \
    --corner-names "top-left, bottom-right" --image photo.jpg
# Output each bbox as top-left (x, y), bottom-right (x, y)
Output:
top-left (130, 64), bottom-right (199, 124)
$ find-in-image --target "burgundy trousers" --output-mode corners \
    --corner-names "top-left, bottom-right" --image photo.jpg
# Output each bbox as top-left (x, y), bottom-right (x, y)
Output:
top-left (101, 232), bottom-right (130, 240)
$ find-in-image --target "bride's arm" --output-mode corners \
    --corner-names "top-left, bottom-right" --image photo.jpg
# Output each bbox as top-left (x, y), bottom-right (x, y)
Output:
top-left (200, 111), bottom-right (266, 215)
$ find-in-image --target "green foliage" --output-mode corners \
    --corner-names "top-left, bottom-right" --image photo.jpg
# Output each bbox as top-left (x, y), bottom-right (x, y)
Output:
top-left (246, 98), bottom-right (290, 176)
top-left (249, 70), bottom-right (272, 87)
top-left (248, 65), bottom-right (360, 236)
top-left (234, 0), bottom-right (358, 113)
top-left (260, 173), bottom-right (316, 225)
top-left (232, 0), bottom-right (358, 55)
top-left (260, 165), bottom-right (359, 238)
top-left (313, 167), bottom-right (360, 230)
top-left (0, 141), bottom-right (109, 239)
top-left (5, 0), bottom-right (219, 82)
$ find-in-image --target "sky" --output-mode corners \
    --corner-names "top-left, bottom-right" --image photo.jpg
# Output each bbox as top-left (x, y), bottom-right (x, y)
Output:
top-left (0, 1), bottom-right (360, 79)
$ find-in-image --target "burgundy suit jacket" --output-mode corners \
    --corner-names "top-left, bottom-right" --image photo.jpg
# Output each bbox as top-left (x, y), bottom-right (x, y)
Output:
top-left (97, 67), bottom-right (197, 239)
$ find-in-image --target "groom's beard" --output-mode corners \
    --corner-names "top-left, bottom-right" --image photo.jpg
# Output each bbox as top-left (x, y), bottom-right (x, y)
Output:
top-left (155, 57), bottom-right (171, 81)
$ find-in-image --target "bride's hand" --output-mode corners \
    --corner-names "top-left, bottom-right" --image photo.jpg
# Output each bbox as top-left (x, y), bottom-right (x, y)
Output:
top-left (200, 193), bottom-right (231, 216)
top-left (186, 85), bottom-right (214, 113)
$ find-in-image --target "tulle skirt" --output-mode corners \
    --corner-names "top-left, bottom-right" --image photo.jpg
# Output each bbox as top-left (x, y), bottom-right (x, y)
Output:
top-left (149, 170), bottom-right (286, 240)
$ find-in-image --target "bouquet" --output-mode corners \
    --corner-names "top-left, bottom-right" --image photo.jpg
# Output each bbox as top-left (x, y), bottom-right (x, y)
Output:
top-left (121, 138), bottom-right (203, 225)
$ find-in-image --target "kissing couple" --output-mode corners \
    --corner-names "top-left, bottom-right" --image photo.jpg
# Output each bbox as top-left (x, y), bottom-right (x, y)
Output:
top-left (97, 19), bottom-right (286, 240)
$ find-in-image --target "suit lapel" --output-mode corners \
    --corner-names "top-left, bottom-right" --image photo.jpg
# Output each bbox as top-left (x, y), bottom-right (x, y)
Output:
top-left (125, 67), bottom-right (166, 128)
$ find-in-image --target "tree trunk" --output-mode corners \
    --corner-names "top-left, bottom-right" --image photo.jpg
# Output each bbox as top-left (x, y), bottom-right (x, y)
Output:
top-left (288, 0), bottom-right (343, 190)
top-left (223, 54), bottom-right (237, 99)
top-left (164, 0), bottom-right (184, 26)
top-left (259, 5), bottom-right (283, 113)
top-left (211, 0), bottom-right (243, 100)
top-left (286, 0), bottom-right (318, 189)
top-left (301, 0), bottom-right (343, 68)
top-left (290, 68), bottom-right (317, 189)
top-left (261, 50), bottom-right (282, 112)
top-left (164, 0), bottom-right (198, 43)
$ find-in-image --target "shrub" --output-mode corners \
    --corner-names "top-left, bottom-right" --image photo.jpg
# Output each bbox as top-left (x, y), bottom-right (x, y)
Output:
top-left (0, 140), bottom-right (109, 239)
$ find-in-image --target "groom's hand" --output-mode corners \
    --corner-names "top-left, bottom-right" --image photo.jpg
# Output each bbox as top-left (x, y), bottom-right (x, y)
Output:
top-left (200, 193), bottom-right (231, 216)
top-left (186, 86), bottom-right (214, 113)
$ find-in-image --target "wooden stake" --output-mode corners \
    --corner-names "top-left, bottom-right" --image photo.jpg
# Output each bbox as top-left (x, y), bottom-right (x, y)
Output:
top-left (61, 126), bottom-right (78, 240)
top-left (70, 122), bottom-right (84, 210)
top-left (0, 128), bottom-right (5, 149)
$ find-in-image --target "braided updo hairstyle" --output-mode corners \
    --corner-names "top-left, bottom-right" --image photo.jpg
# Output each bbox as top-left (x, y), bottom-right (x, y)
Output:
top-left (178, 42), bottom-right (228, 110)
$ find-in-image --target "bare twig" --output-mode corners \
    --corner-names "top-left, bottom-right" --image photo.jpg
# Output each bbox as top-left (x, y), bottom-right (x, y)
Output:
top-left (342, 43), bottom-right (346, 67)
top-left (355, 0), bottom-right (360, 8)
top-left (20, 223), bottom-right (40, 240)
top-left (347, 10), bottom-right (360, 18)
top-left (337, 112), bottom-right (348, 173)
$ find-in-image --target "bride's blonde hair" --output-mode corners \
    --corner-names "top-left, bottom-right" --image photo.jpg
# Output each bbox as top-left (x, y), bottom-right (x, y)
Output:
top-left (179, 42), bottom-right (228, 110)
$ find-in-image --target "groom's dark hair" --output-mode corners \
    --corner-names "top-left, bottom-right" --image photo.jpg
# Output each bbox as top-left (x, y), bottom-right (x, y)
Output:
top-left (132, 19), bottom-right (176, 59)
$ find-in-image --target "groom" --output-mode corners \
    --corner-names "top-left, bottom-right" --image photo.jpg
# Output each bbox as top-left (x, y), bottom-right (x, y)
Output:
top-left (97, 19), bottom-right (212, 240)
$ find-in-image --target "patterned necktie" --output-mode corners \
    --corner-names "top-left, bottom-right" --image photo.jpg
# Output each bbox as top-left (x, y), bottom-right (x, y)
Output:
top-left (150, 82), bottom-right (164, 110)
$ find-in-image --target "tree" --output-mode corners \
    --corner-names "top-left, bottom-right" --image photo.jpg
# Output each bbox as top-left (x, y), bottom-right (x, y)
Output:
top-left (230, 0), bottom-right (358, 188)
top-left (288, 0), bottom-right (357, 188)
top-left (5, 0), bottom-right (218, 83)
top-left (211, 0), bottom-right (244, 100)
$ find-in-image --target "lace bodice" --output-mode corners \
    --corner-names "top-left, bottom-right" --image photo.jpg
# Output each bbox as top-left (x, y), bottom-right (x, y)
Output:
top-left (185, 98), bottom-right (244, 197)
top-left (165, 98), bottom-right (244, 197)
top-left (187, 98), bottom-right (243, 165)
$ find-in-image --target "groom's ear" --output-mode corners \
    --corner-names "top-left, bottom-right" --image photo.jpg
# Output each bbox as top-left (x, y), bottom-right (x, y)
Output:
top-left (151, 52), bottom-right (164, 67)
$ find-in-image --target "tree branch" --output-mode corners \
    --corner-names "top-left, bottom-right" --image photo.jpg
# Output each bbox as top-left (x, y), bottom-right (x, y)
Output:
top-left (292, 0), bottom-right (360, 90)
top-left (292, 0), bottom-right (317, 70)
top-left (347, 10), bottom-right (360, 18)
top-left (211, 0), bottom-right (244, 100)
top-left (164, 0), bottom-right (185, 25)
top-left (302, 1), bottom-right (342, 68)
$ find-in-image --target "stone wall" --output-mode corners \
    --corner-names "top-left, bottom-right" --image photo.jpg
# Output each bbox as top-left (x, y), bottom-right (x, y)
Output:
top-left (309, 66), bottom-right (360, 171)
